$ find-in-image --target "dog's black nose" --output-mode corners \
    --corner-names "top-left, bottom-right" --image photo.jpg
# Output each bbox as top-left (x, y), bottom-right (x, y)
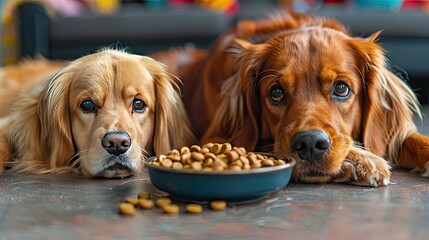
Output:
top-left (101, 131), bottom-right (131, 155)
top-left (291, 130), bottom-right (330, 161)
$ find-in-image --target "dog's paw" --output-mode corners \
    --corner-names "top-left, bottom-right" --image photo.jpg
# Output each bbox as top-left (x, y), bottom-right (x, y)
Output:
top-left (335, 147), bottom-right (391, 187)
top-left (412, 161), bottom-right (429, 178)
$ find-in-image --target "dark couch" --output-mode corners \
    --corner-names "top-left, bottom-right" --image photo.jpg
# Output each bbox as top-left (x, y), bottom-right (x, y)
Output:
top-left (17, 2), bottom-right (429, 103)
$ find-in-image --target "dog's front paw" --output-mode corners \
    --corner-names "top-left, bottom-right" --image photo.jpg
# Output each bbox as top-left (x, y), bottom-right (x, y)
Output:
top-left (335, 147), bottom-right (391, 187)
top-left (413, 161), bottom-right (429, 178)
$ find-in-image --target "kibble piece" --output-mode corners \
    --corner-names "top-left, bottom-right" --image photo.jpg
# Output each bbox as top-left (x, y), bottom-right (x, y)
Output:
top-left (261, 159), bottom-right (275, 167)
top-left (138, 199), bottom-right (154, 209)
top-left (204, 152), bottom-right (217, 160)
top-left (239, 156), bottom-right (249, 165)
top-left (202, 142), bottom-right (214, 148)
top-left (162, 204), bottom-right (180, 214)
top-left (248, 153), bottom-right (258, 164)
top-left (125, 197), bottom-right (140, 206)
top-left (186, 204), bottom-right (203, 214)
top-left (172, 161), bottom-right (184, 170)
top-left (137, 191), bottom-right (151, 199)
top-left (200, 147), bottom-right (210, 154)
top-left (160, 158), bottom-right (173, 168)
top-left (220, 142), bottom-right (232, 154)
top-left (190, 145), bottom-right (201, 152)
top-left (226, 150), bottom-right (239, 161)
top-left (276, 159), bottom-right (286, 165)
top-left (181, 152), bottom-right (191, 164)
top-left (202, 157), bottom-right (214, 167)
top-left (210, 200), bottom-right (227, 211)
top-left (216, 154), bottom-right (228, 163)
top-left (251, 161), bottom-right (262, 169)
top-left (210, 143), bottom-right (222, 154)
top-left (212, 159), bottom-right (227, 169)
top-left (191, 152), bottom-right (205, 161)
top-left (119, 203), bottom-right (136, 216)
top-left (158, 154), bottom-right (167, 161)
top-left (167, 154), bottom-right (181, 162)
top-left (180, 146), bottom-right (190, 154)
top-left (184, 164), bottom-right (192, 169)
top-left (230, 160), bottom-right (243, 167)
top-left (243, 163), bottom-right (251, 170)
top-left (229, 165), bottom-right (242, 171)
top-left (256, 154), bottom-right (265, 160)
top-left (155, 197), bottom-right (172, 208)
top-left (233, 147), bottom-right (246, 156)
top-left (191, 161), bottom-right (202, 170)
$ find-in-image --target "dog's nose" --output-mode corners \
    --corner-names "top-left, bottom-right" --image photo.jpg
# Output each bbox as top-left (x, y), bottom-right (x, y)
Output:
top-left (291, 130), bottom-right (330, 161)
top-left (101, 131), bottom-right (131, 155)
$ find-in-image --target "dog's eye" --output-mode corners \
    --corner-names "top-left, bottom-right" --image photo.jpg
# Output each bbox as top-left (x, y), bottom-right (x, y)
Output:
top-left (333, 82), bottom-right (350, 99)
top-left (132, 99), bottom-right (146, 113)
top-left (80, 100), bottom-right (97, 113)
top-left (270, 86), bottom-right (285, 104)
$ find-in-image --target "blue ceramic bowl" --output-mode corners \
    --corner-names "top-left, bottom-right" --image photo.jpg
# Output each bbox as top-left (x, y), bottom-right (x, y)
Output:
top-left (144, 153), bottom-right (295, 203)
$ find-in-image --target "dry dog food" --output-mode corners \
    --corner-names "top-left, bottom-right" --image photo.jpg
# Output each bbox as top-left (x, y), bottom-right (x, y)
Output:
top-left (155, 197), bottom-right (172, 208)
top-left (119, 203), bottom-right (136, 216)
top-left (137, 191), bottom-right (151, 199)
top-left (210, 200), bottom-right (227, 211)
top-left (138, 199), bottom-right (154, 209)
top-left (162, 204), bottom-right (180, 215)
top-left (125, 197), bottom-right (140, 206)
top-left (151, 143), bottom-right (286, 171)
top-left (186, 204), bottom-right (203, 214)
top-left (118, 195), bottom-right (228, 216)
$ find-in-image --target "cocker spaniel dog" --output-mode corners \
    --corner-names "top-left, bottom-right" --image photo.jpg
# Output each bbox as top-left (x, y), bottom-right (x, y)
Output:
top-left (0, 49), bottom-right (195, 178)
top-left (154, 12), bottom-right (429, 186)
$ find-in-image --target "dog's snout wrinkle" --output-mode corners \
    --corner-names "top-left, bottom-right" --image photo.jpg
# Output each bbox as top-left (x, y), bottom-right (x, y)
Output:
top-left (291, 130), bottom-right (330, 161)
top-left (102, 131), bottom-right (131, 155)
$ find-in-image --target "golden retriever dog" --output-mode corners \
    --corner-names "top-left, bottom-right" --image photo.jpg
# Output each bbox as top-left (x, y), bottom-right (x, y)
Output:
top-left (0, 49), bottom-right (195, 177)
top-left (153, 12), bottom-right (429, 186)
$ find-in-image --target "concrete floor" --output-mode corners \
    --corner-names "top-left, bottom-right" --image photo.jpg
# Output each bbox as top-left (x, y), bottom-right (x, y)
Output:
top-left (0, 105), bottom-right (428, 240)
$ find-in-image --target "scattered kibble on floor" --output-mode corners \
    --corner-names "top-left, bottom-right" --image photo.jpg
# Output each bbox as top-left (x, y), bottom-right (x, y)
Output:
top-left (118, 192), bottom-right (228, 216)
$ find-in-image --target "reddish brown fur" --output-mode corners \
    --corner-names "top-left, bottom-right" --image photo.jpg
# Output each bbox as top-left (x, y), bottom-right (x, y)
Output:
top-left (154, 12), bottom-right (429, 186)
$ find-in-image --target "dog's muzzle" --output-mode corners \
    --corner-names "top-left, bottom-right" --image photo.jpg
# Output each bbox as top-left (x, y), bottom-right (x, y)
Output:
top-left (291, 130), bottom-right (330, 161)
top-left (101, 131), bottom-right (131, 155)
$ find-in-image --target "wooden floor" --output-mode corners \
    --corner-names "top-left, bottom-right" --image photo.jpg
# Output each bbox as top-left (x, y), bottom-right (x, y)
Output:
top-left (0, 105), bottom-right (428, 240)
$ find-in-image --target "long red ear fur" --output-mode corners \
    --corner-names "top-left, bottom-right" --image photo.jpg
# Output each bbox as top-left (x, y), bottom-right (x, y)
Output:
top-left (201, 39), bottom-right (268, 151)
top-left (348, 33), bottom-right (421, 166)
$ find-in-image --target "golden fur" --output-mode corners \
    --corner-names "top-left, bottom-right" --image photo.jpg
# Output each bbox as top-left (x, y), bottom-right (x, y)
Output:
top-left (153, 12), bottom-right (429, 186)
top-left (0, 49), bottom-right (195, 177)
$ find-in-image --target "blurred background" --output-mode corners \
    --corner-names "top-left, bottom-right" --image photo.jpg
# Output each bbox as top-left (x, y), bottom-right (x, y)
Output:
top-left (1, 0), bottom-right (429, 104)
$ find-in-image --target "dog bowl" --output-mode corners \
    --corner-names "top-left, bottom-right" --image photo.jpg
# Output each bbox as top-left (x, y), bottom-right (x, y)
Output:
top-left (144, 153), bottom-right (295, 203)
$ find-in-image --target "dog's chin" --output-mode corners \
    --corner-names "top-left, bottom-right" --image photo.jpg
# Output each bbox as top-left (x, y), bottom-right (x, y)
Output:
top-left (97, 163), bottom-right (136, 178)
top-left (292, 159), bottom-right (343, 183)
top-left (86, 156), bottom-right (139, 178)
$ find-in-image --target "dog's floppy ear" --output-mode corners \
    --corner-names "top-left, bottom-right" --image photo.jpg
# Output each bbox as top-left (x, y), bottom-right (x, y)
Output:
top-left (203, 39), bottom-right (269, 151)
top-left (140, 57), bottom-right (195, 155)
top-left (8, 64), bottom-right (75, 173)
top-left (347, 33), bottom-right (420, 161)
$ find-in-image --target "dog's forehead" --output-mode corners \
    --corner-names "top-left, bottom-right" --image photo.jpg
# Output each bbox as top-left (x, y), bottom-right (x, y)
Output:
top-left (69, 54), bottom-right (155, 101)
top-left (263, 26), bottom-right (356, 68)
top-left (73, 54), bottom-right (153, 84)
top-left (272, 26), bottom-right (350, 50)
